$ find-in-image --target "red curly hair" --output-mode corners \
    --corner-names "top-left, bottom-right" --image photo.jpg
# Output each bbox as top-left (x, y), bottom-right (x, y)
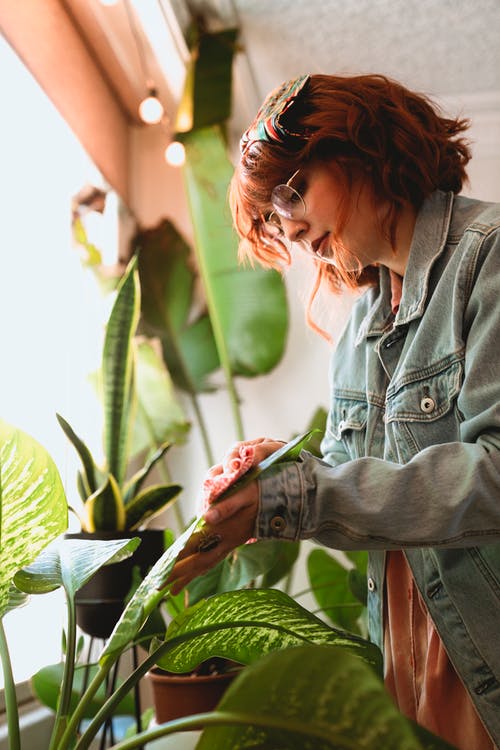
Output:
top-left (229, 74), bottom-right (471, 334)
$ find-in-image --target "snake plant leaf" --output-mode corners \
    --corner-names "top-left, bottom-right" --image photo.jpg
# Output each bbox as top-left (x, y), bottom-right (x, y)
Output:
top-left (85, 474), bottom-right (125, 532)
top-left (102, 256), bottom-right (140, 485)
top-left (56, 413), bottom-right (98, 496)
top-left (124, 484), bottom-right (183, 531)
top-left (131, 339), bottom-right (190, 456)
top-left (156, 588), bottom-right (382, 676)
top-left (123, 441), bottom-right (172, 504)
top-left (182, 125), bottom-right (288, 377)
top-left (0, 419), bottom-right (67, 619)
top-left (135, 219), bottom-right (219, 394)
top-left (307, 548), bottom-right (365, 635)
top-left (14, 537), bottom-right (140, 598)
top-left (196, 644), bottom-right (454, 750)
top-left (31, 661), bottom-right (135, 719)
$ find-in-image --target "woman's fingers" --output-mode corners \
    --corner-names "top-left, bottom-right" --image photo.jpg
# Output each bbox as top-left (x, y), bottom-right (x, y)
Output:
top-left (221, 438), bottom-right (285, 472)
top-left (204, 480), bottom-right (258, 525)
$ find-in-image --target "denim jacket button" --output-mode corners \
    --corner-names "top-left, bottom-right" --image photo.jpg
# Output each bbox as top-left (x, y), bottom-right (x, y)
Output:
top-left (367, 577), bottom-right (376, 592)
top-left (270, 515), bottom-right (286, 533)
top-left (420, 396), bottom-right (436, 413)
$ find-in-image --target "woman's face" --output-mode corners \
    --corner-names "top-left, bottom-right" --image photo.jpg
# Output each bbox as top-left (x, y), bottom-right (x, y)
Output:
top-left (275, 161), bottom-right (392, 272)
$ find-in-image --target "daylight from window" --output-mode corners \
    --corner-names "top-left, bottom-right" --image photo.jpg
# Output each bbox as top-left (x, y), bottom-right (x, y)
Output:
top-left (0, 36), bottom-right (117, 688)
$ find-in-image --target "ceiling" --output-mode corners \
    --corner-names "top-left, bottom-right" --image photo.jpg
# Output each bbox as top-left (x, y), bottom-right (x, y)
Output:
top-left (63, 0), bottom-right (500, 130)
top-left (165, 0), bottom-right (500, 152)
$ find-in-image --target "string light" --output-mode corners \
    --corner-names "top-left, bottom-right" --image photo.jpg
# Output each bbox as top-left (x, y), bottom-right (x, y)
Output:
top-left (138, 87), bottom-right (164, 124)
top-left (164, 141), bottom-right (185, 167)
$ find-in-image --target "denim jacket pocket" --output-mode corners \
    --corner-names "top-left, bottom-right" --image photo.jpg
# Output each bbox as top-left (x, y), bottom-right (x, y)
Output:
top-left (385, 357), bottom-right (464, 461)
top-left (328, 396), bottom-right (368, 461)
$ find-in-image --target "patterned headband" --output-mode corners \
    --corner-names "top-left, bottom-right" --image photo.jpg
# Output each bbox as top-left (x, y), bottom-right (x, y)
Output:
top-left (240, 74), bottom-right (312, 154)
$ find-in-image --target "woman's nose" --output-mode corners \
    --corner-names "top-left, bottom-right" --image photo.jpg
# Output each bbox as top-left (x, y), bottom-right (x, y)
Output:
top-left (280, 216), bottom-right (309, 243)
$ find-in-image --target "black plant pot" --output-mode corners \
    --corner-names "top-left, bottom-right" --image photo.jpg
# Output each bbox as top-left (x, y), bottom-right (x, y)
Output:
top-left (66, 529), bottom-right (165, 639)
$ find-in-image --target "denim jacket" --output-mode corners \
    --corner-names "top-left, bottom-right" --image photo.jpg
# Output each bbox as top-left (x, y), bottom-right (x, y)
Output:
top-left (256, 190), bottom-right (500, 743)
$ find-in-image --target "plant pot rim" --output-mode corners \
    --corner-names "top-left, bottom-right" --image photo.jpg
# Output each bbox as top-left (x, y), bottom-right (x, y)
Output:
top-left (147, 666), bottom-right (241, 685)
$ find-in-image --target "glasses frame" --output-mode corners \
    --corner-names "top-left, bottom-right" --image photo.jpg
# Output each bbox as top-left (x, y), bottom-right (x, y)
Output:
top-left (261, 169), bottom-right (338, 266)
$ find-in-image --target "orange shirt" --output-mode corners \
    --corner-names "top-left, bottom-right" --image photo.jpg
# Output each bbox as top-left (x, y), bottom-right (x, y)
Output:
top-left (384, 552), bottom-right (496, 749)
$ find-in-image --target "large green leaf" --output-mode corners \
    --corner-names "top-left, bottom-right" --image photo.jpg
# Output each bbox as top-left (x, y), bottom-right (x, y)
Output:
top-left (196, 645), bottom-right (456, 750)
top-left (307, 548), bottom-right (365, 635)
top-left (187, 540), bottom-right (300, 606)
top-left (14, 537), bottom-right (141, 598)
top-left (135, 219), bottom-right (219, 393)
top-left (183, 125), bottom-right (288, 377)
top-left (0, 420), bottom-right (67, 619)
top-left (102, 256), bottom-right (140, 484)
top-left (157, 588), bottom-right (381, 675)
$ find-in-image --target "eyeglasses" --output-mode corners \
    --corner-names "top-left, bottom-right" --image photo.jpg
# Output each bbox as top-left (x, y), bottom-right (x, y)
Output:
top-left (262, 170), bottom-right (337, 265)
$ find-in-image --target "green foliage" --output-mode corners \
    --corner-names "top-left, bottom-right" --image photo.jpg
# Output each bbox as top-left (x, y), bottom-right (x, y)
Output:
top-left (158, 588), bottom-right (382, 676)
top-left (57, 257), bottom-right (185, 532)
top-left (0, 420), bottom-right (67, 618)
top-left (195, 645), bottom-right (456, 750)
top-left (307, 548), bottom-right (368, 636)
top-left (134, 218), bottom-right (219, 394)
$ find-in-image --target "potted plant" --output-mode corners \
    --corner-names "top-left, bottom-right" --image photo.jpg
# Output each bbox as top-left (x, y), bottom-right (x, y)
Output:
top-left (58, 255), bottom-right (185, 638)
top-left (1, 419), bottom-right (456, 749)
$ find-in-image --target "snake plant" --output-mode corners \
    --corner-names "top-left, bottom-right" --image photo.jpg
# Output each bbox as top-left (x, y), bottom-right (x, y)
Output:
top-left (57, 256), bottom-right (182, 532)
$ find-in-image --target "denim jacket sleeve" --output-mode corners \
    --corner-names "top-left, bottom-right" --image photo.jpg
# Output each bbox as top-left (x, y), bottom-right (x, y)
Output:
top-left (256, 212), bottom-right (500, 550)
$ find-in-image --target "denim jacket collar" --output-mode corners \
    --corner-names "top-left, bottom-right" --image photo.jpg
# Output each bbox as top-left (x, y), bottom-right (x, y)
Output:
top-left (356, 190), bottom-right (454, 344)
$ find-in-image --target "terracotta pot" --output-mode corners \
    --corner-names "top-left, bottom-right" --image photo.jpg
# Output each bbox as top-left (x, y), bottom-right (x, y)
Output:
top-left (147, 663), bottom-right (240, 724)
top-left (66, 529), bottom-right (164, 639)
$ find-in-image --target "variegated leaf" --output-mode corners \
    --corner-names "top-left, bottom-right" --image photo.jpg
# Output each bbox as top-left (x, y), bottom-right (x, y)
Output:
top-left (14, 537), bottom-right (141, 598)
top-left (0, 420), bottom-right (67, 618)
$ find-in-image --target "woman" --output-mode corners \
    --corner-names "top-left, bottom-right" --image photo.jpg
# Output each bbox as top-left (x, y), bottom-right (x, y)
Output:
top-left (170, 74), bottom-right (500, 748)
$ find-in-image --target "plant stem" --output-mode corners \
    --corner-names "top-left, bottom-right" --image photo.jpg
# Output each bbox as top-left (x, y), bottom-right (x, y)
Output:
top-left (0, 619), bottom-right (20, 750)
top-left (56, 657), bottom-right (114, 750)
top-left (48, 593), bottom-right (78, 750)
top-left (189, 392), bottom-right (215, 466)
top-left (107, 709), bottom-right (353, 750)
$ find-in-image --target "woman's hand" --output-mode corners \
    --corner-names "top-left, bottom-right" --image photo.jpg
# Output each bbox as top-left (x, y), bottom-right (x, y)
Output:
top-left (167, 437), bottom-right (284, 594)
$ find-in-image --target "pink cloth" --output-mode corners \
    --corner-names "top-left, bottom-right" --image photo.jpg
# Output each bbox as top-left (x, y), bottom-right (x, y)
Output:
top-left (202, 444), bottom-right (256, 508)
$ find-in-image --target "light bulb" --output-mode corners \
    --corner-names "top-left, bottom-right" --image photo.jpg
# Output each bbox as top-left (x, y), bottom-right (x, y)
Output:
top-left (138, 90), bottom-right (164, 124)
top-left (165, 141), bottom-right (186, 167)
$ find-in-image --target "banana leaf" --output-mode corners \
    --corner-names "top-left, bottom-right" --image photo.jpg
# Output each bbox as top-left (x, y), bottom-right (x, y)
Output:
top-left (182, 125), bottom-right (288, 378)
top-left (0, 419), bottom-right (68, 619)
